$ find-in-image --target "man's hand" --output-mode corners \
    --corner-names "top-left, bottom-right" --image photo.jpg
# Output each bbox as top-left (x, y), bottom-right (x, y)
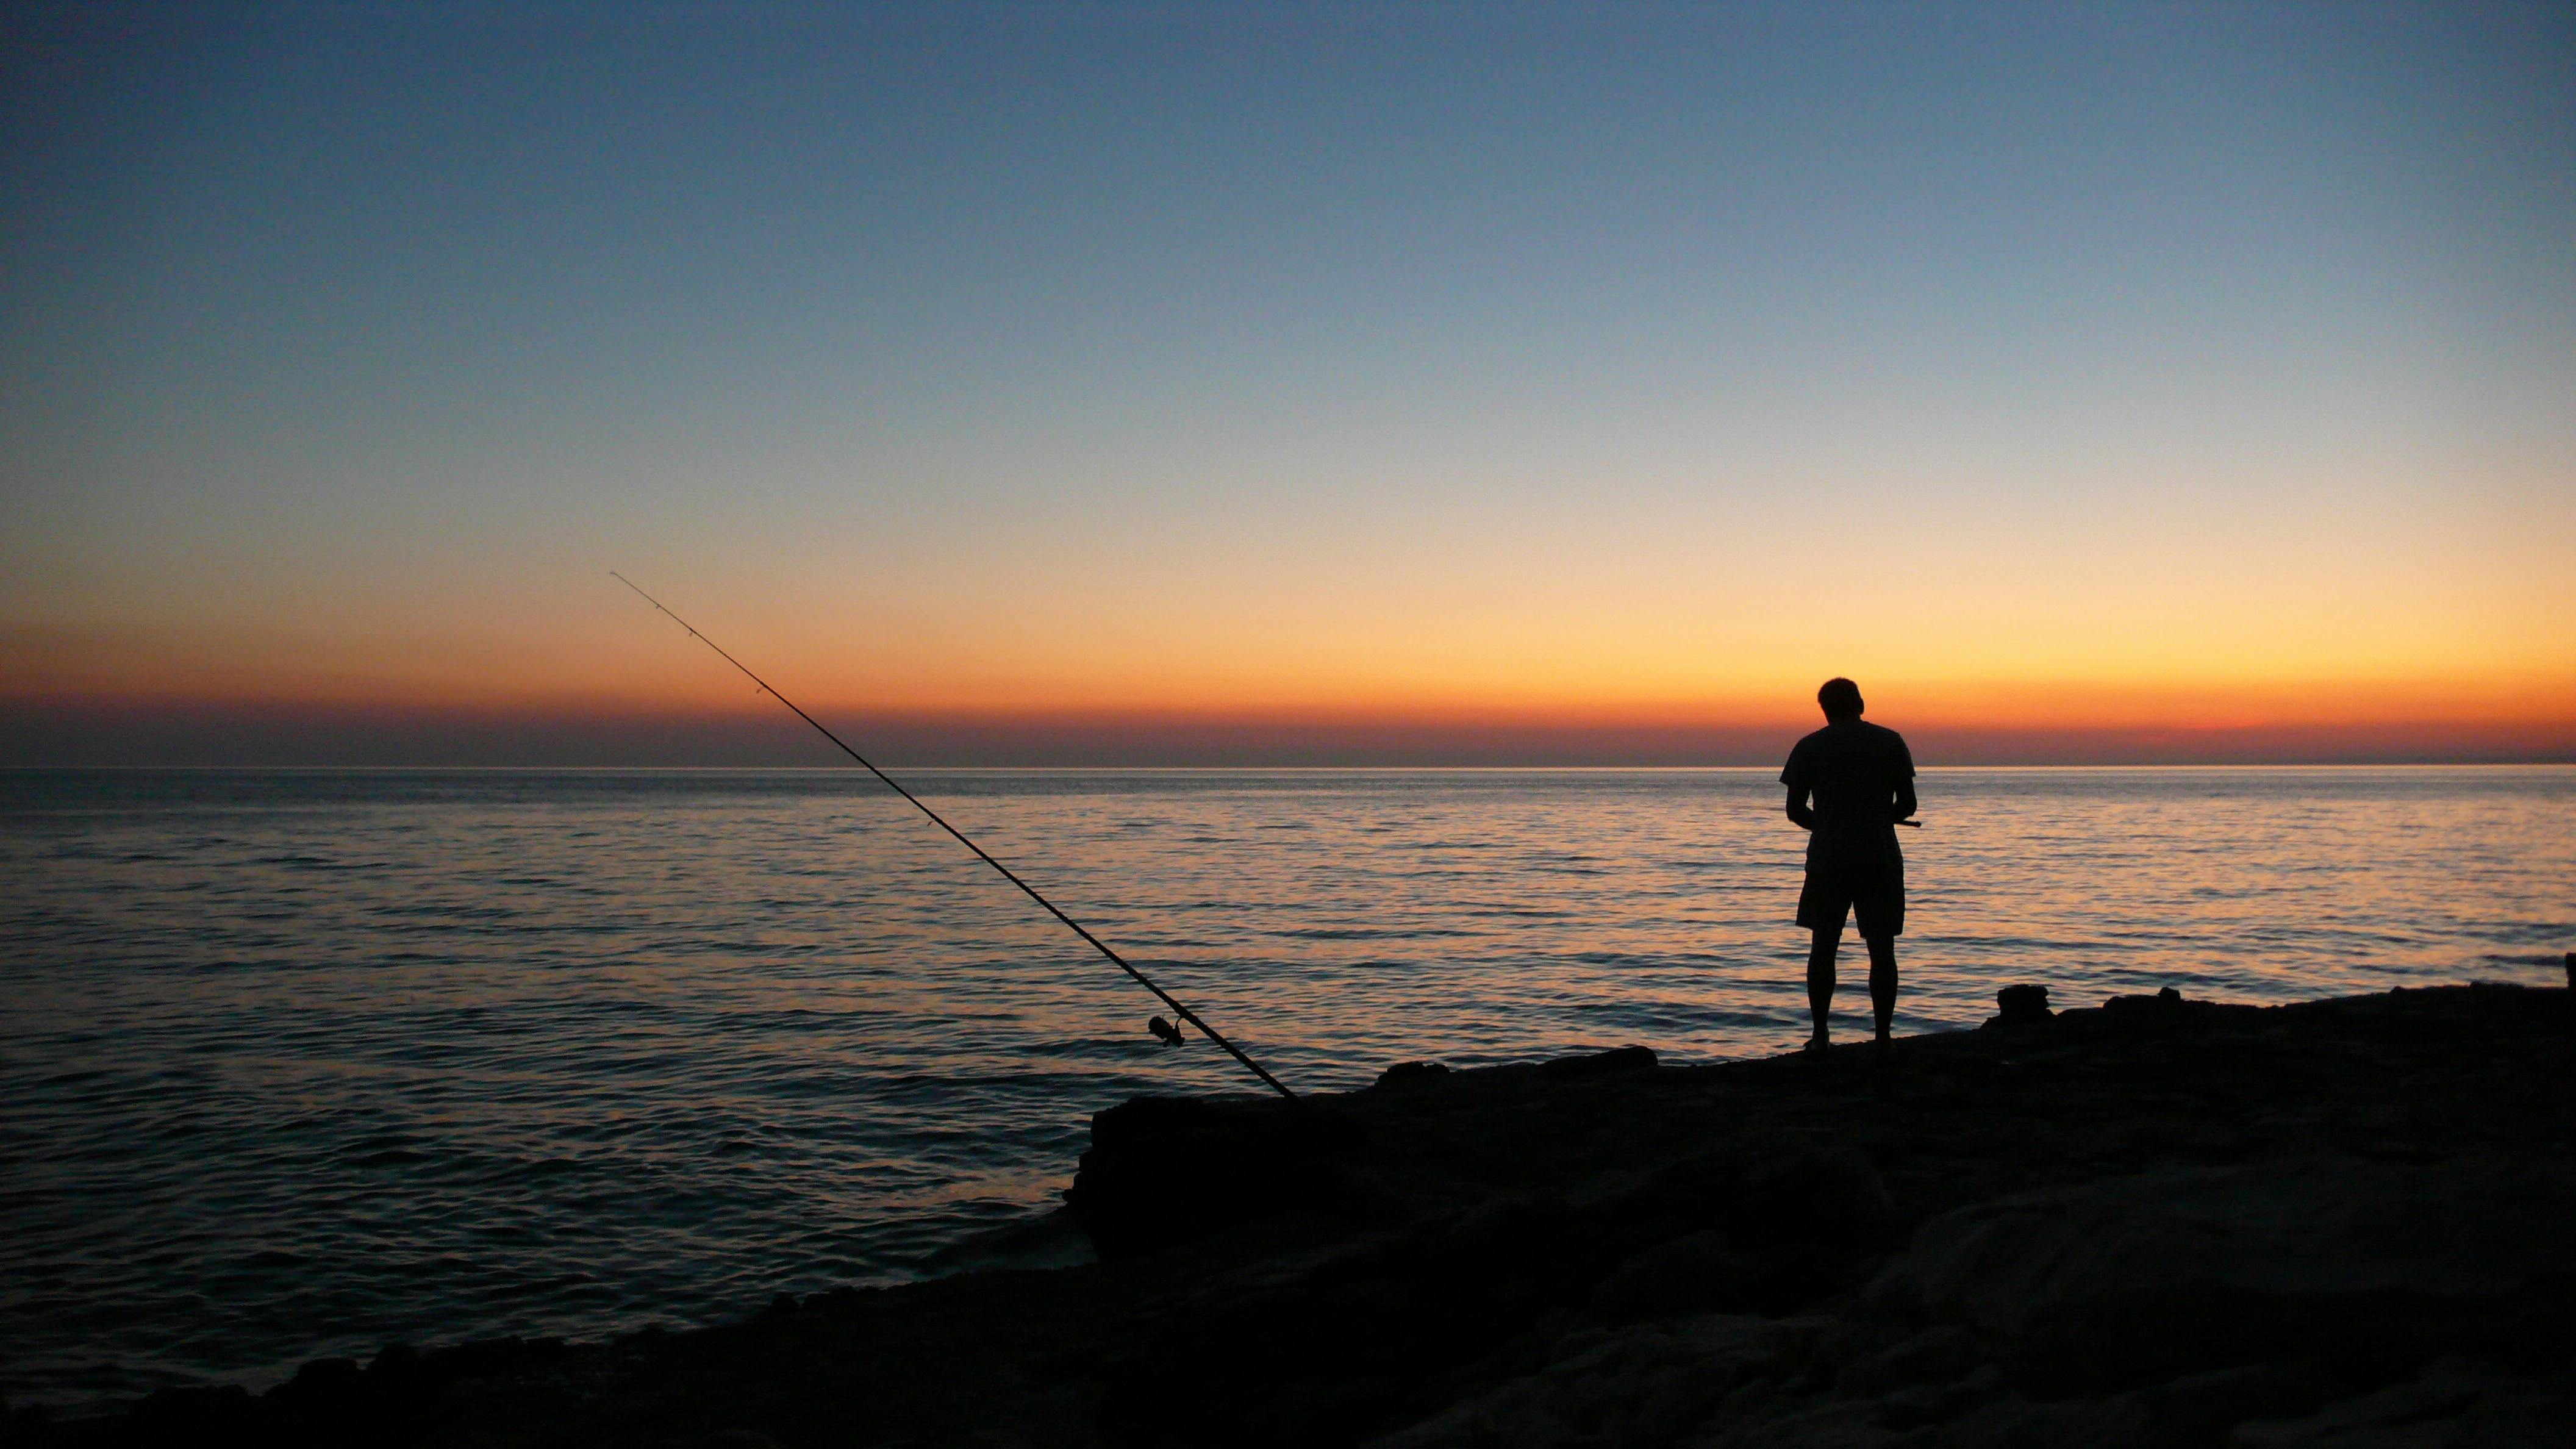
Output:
top-left (1786, 787), bottom-right (1815, 831)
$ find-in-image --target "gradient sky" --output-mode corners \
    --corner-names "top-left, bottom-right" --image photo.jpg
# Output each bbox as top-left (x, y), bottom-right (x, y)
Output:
top-left (4, 2), bottom-right (2571, 764)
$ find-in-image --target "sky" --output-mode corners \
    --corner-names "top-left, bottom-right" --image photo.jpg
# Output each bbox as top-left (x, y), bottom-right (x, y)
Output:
top-left (3, 1), bottom-right (2571, 765)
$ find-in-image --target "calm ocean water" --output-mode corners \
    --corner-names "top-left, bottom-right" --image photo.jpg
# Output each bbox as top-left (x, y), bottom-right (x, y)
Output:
top-left (3, 766), bottom-right (2571, 1409)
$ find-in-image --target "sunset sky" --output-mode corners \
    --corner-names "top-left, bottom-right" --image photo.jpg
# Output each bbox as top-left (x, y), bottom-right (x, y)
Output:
top-left (4, 2), bottom-right (2571, 764)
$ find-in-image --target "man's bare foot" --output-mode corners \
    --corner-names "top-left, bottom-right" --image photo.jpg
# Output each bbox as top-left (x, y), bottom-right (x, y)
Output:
top-left (1803, 1032), bottom-right (1830, 1055)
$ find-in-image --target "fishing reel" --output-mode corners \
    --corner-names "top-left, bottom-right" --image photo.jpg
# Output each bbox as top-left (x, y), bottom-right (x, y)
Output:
top-left (1148, 1015), bottom-right (1186, 1046)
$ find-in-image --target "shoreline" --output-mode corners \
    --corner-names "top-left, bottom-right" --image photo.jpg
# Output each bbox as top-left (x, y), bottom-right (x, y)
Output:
top-left (14, 979), bottom-right (2573, 1447)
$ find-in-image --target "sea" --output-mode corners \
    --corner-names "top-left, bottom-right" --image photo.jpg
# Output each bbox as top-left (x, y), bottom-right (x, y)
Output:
top-left (4, 765), bottom-right (2571, 1411)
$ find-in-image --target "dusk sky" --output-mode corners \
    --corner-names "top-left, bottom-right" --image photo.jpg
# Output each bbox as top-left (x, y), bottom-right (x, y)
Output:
top-left (4, 2), bottom-right (2571, 764)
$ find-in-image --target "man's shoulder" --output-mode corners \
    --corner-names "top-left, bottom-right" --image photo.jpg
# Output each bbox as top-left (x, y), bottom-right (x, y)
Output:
top-left (1816, 718), bottom-right (1911, 762)
top-left (1781, 726), bottom-right (1834, 785)
top-left (1790, 718), bottom-right (1911, 765)
top-left (1805, 719), bottom-right (1900, 746)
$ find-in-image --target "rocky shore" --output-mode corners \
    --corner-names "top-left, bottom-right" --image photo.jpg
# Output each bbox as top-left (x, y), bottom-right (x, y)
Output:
top-left (12, 982), bottom-right (2572, 1448)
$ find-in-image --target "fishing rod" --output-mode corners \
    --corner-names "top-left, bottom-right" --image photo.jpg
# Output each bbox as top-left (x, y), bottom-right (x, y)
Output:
top-left (611, 572), bottom-right (1297, 1101)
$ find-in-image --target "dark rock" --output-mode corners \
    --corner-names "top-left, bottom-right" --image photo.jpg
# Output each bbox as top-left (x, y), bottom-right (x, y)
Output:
top-left (2234, 1356), bottom-right (2574, 1447)
top-left (1064, 1096), bottom-right (1372, 1258)
top-left (2103, 984), bottom-right (2189, 1017)
top-left (1727, 1147), bottom-right (1898, 1254)
top-left (1588, 1228), bottom-right (1762, 1321)
top-left (1872, 1156), bottom-right (2576, 1394)
top-left (2131, 1363), bottom-right (2328, 1444)
top-left (1093, 1197), bottom-right (1596, 1446)
top-left (279, 1356), bottom-right (362, 1397)
top-left (1990, 983), bottom-right (2054, 1026)
top-left (1835, 1323), bottom-right (1986, 1397)
top-left (1898, 1390), bottom-right (2150, 1445)
top-left (1368, 1314), bottom-right (1776, 1447)
top-left (1636, 1147), bottom-right (1746, 1225)
top-left (1374, 1060), bottom-right (1450, 1087)
top-left (1539, 1045), bottom-right (1656, 1079)
top-left (126, 1383), bottom-right (258, 1438)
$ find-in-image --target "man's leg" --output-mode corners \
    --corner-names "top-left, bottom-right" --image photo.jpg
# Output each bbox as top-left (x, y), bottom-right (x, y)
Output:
top-left (1806, 926), bottom-right (1840, 1048)
top-left (1864, 934), bottom-right (1898, 1042)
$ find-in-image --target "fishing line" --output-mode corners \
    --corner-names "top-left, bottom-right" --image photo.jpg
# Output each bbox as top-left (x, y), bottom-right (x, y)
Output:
top-left (612, 572), bottom-right (1297, 1101)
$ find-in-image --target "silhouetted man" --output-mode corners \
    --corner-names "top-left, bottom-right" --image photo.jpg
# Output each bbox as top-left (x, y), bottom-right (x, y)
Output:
top-left (1781, 678), bottom-right (1915, 1051)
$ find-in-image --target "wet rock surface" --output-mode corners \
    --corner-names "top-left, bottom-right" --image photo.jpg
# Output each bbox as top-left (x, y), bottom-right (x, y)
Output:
top-left (18, 984), bottom-right (2572, 1448)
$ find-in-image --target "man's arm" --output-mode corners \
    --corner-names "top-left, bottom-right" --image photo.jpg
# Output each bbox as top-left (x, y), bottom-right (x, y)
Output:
top-left (1889, 732), bottom-right (1919, 824)
top-left (1782, 742), bottom-right (1814, 830)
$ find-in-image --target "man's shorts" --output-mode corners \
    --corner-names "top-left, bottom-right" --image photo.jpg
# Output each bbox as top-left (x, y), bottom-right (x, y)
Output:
top-left (1797, 843), bottom-right (1905, 939)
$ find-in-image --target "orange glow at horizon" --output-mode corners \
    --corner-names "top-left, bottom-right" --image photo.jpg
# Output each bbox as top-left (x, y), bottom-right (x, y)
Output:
top-left (10, 616), bottom-right (2572, 746)
top-left (7, 432), bottom-right (2571, 759)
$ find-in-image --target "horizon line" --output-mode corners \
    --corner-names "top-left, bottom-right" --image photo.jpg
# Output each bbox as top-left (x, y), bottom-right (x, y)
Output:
top-left (8, 760), bottom-right (2575, 773)
top-left (8, 696), bottom-right (2572, 768)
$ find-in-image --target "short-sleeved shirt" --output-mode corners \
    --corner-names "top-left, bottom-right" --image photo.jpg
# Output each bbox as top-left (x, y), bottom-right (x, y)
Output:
top-left (1781, 718), bottom-right (1914, 867)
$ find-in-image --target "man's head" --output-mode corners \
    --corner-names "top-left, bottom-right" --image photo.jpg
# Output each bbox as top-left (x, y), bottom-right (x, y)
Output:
top-left (1817, 678), bottom-right (1864, 721)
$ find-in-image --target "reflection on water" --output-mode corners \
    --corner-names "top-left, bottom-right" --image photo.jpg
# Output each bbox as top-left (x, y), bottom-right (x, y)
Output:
top-left (2, 767), bottom-right (2569, 1407)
